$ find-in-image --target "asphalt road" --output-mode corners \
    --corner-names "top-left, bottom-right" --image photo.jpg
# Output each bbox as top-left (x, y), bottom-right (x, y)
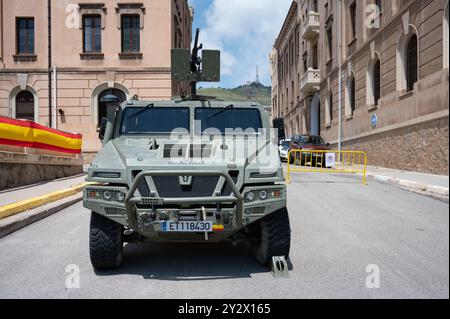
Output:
top-left (0, 171), bottom-right (448, 299)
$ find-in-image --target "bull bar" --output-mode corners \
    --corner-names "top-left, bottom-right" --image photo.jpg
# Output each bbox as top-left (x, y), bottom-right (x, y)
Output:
top-left (125, 170), bottom-right (244, 230)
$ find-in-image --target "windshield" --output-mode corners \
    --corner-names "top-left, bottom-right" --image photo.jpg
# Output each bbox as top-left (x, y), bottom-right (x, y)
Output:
top-left (297, 136), bottom-right (325, 145)
top-left (280, 140), bottom-right (290, 149)
top-left (195, 107), bottom-right (263, 135)
top-left (120, 107), bottom-right (190, 134)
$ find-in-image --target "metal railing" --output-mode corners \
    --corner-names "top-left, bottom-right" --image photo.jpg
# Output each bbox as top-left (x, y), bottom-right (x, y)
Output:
top-left (286, 149), bottom-right (368, 185)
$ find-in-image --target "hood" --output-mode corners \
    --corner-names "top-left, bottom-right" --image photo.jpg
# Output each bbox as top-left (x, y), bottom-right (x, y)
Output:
top-left (88, 136), bottom-right (283, 183)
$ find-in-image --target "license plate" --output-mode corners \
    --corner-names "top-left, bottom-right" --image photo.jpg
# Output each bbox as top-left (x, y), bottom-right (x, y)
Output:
top-left (162, 221), bottom-right (213, 232)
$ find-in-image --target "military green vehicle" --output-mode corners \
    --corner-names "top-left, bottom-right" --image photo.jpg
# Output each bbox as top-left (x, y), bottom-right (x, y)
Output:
top-left (84, 29), bottom-right (291, 270)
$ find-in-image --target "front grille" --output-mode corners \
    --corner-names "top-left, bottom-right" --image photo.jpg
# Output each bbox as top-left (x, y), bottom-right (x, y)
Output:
top-left (132, 171), bottom-right (240, 199)
top-left (152, 176), bottom-right (220, 198)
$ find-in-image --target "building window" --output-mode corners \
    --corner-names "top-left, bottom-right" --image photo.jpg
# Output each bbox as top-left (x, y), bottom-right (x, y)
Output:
top-left (303, 51), bottom-right (308, 72)
top-left (83, 15), bottom-right (102, 53)
top-left (326, 24), bottom-right (333, 60)
top-left (346, 72), bottom-right (356, 115)
top-left (295, 25), bottom-right (300, 61)
top-left (312, 42), bottom-right (319, 69)
top-left (349, 1), bottom-right (357, 39)
top-left (406, 34), bottom-right (418, 92)
top-left (326, 91), bottom-right (333, 124)
top-left (311, 0), bottom-right (318, 12)
top-left (368, 56), bottom-right (381, 107)
top-left (98, 89), bottom-right (126, 127)
top-left (373, 59), bottom-right (381, 105)
top-left (329, 91), bottom-right (333, 122)
top-left (16, 18), bottom-right (34, 55)
top-left (15, 91), bottom-right (35, 121)
top-left (350, 76), bottom-right (356, 113)
top-left (444, 2), bottom-right (449, 69)
top-left (121, 15), bottom-right (140, 53)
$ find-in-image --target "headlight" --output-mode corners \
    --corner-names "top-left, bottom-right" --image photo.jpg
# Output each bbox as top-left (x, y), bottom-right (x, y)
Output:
top-left (86, 188), bottom-right (127, 203)
top-left (103, 191), bottom-right (112, 201)
top-left (259, 190), bottom-right (268, 200)
top-left (245, 191), bottom-right (256, 202)
top-left (244, 188), bottom-right (283, 203)
top-left (115, 192), bottom-right (125, 202)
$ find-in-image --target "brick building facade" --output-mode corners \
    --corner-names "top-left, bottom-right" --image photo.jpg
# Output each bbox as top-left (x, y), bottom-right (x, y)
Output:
top-left (0, 0), bottom-right (193, 159)
top-left (271, 0), bottom-right (449, 174)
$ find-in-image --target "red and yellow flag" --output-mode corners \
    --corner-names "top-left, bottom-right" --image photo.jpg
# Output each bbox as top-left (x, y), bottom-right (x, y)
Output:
top-left (0, 117), bottom-right (82, 154)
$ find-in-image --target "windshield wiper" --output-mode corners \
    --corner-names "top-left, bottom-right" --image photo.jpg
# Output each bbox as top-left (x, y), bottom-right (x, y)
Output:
top-left (206, 104), bottom-right (234, 121)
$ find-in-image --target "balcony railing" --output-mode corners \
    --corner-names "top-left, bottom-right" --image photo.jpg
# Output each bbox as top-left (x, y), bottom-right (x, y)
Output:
top-left (300, 68), bottom-right (321, 93)
top-left (302, 12), bottom-right (320, 40)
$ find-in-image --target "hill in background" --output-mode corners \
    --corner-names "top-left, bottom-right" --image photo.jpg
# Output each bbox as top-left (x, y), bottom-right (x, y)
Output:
top-left (198, 82), bottom-right (271, 106)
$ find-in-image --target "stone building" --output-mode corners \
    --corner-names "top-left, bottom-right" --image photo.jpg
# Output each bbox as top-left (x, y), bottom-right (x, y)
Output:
top-left (271, 0), bottom-right (449, 174)
top-left (0, 0), bottom-right (193, 159)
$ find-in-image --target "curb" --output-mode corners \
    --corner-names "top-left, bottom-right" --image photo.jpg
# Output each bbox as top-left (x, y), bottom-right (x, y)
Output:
top-left (0, 183), bottom-right (86, 220)
top-left (0, 193), bottom-right (83, 239)
top-left (366, 173), bottom-right (449, 201)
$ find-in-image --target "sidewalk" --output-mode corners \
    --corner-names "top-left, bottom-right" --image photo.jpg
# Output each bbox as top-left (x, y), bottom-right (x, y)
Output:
top-left (0, 174), bottom-right (87, 238)
top-left (0, 174), bottom-right (86, 207)
top-left (364, 166), bottom-right (449, 201)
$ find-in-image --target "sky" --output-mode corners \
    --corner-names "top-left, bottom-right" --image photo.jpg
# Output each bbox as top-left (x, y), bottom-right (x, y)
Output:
top-left (188, 0), bottom-right (293, 88)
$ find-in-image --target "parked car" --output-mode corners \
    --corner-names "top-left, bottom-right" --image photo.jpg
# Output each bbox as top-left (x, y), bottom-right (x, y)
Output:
top-left (278, 138), bottom-right (291, 162)
top-left (288, 135), bottom-right (331, 167)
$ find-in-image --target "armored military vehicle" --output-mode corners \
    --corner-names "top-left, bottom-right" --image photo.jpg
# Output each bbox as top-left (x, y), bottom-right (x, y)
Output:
top-left (84, 29), bottom-right (291, 270)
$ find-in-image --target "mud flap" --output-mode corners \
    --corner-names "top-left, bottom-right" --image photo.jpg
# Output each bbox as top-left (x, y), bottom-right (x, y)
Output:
top-left (271, 256), bottom-right (289, 278)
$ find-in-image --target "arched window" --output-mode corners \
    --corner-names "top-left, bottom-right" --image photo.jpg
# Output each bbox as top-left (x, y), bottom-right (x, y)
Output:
top-left (326, 90), bottom-right (333, 124)
top-left (98, 89), bottom-right (126, 127)
top-left (406, 34), bottom-right (418, 92)
top-left (345, 71), bottom-right (356, 116)
top-left (373, 59), bottom-right (381, 105)
top-left (367, 56), bottom-right (381, 107)
top-left (350, 76), bottom-right (356, 113)
top-left (15, 91), bottom-right (35, 121)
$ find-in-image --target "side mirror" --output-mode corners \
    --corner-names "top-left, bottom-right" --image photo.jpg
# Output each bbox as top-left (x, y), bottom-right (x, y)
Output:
top-left (98, 117), bottom-right (107, 141)
top-left (272, 118), bottom-right (286, 141)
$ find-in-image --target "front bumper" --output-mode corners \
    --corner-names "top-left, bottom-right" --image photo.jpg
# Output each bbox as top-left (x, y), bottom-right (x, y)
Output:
top-left (84, 170), bottom-right (286, 239)
top-left (125, 170), bottom-right (244, 231)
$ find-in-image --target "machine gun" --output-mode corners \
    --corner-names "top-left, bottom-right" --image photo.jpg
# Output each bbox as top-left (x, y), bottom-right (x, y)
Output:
top-left (171, 28), bottom-right (220, 99)
top-left (190, 28), bottom-right (203, 75)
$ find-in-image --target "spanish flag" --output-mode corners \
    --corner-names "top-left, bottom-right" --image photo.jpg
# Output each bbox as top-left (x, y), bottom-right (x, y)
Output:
top-left (0, 117), bottom-right (82, 154)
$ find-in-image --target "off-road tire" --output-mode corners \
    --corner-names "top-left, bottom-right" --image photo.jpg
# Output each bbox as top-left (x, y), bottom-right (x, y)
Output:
top-left (89, 212), bottom-right (123, 270)
top-left (251, 208), bottom-right (291, 266)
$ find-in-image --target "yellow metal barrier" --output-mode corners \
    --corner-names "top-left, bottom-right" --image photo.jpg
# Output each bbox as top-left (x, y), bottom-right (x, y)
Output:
top-left (286, 149), bottom-right (368, 185)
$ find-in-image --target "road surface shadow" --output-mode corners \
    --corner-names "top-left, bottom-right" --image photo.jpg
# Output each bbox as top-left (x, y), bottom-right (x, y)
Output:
top-left (95, 241), bottom-right (293, 280)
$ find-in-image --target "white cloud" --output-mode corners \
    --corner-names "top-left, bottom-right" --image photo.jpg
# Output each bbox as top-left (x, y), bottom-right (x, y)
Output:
top-left (197, 0), bottom-right (292, 88)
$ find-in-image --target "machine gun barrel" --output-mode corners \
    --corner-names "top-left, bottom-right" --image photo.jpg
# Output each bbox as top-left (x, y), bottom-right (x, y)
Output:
top-left (191, 28), bottom-right (202, 74)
